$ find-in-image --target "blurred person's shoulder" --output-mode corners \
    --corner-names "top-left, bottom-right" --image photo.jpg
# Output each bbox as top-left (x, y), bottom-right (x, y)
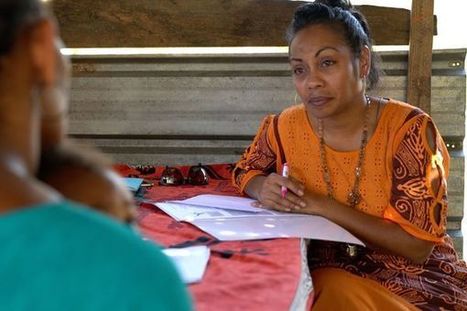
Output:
top-left (0, 201), bottom-right (192, 310)
top-left (0, 200), bottom-right (161, 260)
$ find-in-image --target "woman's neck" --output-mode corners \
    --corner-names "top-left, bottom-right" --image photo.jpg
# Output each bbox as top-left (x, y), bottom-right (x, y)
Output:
top-left (0, 151), bottom-right (62, 214)
top-left (0, 87), bottom-right (41, 174)
top-left (308, 95), bottom-right (372, 152)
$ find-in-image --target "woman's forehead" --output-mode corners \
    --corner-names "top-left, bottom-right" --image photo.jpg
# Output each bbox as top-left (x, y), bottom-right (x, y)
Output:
top-left (290, 24), bottom-right (350, 57)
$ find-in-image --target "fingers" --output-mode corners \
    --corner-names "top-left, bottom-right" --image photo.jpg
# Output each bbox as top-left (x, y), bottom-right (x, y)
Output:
top-left (283, 190), bottom-right (307, 209)
top-left (257, 173), bottom-right (306, 212)
top-left (282, 176), bottom-right (305, 197)
top-left (258, 194), bottom-right (303, 212)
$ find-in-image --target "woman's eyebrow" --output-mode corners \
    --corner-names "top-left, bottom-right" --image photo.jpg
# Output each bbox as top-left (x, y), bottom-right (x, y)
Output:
top-left (289, 47), bottom-right (339, 62)
top-left (315, 47), bottom-right (339, 57)
top-left (289, 57), bottom-right (303, 62)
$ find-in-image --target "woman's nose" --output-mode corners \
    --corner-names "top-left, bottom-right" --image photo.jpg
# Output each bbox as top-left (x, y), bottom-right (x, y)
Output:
top-left (306, 73), bottom-right (324, 89)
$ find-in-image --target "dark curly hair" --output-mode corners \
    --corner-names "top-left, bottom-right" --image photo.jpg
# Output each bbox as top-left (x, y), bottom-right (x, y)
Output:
top-left (286, 0), bottom-right (381, 90)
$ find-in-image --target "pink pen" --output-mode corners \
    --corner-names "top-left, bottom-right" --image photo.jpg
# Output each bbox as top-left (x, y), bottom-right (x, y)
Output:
top-left (281, 163), bottom-right (289, 199)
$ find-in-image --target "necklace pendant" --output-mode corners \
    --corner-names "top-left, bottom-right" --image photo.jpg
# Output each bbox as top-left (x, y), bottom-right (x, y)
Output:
top-left (347, 191), bottom-right (361, 207)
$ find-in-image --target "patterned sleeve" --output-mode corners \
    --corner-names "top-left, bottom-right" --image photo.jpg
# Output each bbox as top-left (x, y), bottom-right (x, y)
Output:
top-left (384, 110), bottom-right (450, 243)
top-left (231, 115), bottom-right (279, 193)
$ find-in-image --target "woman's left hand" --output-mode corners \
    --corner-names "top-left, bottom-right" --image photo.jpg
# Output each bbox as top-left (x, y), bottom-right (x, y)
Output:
top-left (289, 190), bottom-right (435, 264)
top-left (288, 190), bottom-right (330, 216)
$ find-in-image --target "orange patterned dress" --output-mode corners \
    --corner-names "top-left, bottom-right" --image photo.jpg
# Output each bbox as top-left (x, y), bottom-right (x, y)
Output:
top-left (232, 99), bottom-right (467, 310)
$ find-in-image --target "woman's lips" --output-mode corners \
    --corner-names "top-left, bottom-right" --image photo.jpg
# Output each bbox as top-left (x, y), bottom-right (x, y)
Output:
top-left (307, 96), bottom-right (332, 107)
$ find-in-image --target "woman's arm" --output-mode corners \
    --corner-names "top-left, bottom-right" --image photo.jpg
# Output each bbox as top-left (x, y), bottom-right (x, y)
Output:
top-left (297, 114), bottom-right (448, 264)
top-left (232, 114), bottom-right (304, 210)
top-left (231, 116), bottom-right (276, 191)
top-left (298, 193), bottom-right (434, 264)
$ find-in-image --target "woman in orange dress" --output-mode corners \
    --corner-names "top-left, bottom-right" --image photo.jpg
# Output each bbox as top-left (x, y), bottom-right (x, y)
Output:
top-left (232, 1), bottom-right (467, 310)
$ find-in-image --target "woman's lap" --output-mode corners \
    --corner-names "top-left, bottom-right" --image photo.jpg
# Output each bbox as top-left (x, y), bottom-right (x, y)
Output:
top-left (310, 268), bottom-right (419, 311)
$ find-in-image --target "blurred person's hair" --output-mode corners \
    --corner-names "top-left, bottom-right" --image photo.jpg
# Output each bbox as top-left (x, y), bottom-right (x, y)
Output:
top-left (0, 0), bottom-right (49, 56)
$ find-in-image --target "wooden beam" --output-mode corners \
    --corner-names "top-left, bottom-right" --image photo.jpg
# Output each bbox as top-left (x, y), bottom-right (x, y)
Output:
top-left (407, 0), bottom-right (434, 113)
top-left (52, 0), bottom-right (418, 48)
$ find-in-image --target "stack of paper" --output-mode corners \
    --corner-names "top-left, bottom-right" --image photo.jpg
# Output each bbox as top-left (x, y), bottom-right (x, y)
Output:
top-left (153, 194), bottom-right (364, 246)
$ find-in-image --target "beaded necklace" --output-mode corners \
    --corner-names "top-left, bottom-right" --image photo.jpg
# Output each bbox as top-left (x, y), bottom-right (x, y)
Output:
top-left (317, 95), bottom-right (371, 208)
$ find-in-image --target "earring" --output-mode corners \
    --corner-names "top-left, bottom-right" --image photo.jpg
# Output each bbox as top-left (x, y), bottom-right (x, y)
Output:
top-left (294, 93), bottom-right (300, 105)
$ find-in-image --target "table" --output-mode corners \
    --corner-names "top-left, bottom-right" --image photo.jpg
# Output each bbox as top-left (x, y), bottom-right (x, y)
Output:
top-left (116, 163), bottom-right (313, 311)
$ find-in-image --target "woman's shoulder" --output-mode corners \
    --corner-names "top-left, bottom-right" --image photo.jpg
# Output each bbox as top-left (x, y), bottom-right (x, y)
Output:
top-left (278, 104), bottom-right (307, 121)
top-left (384, 98), bottom-right (428, 117)
top-left (258, 105), bottom-right (306, 131)
top-left (0, 201), bottom-right (191, 310)
top-left (0, 168), bottom-right (62, 213)
top-left (0, 200), bottom-right (171, 270)
top-left (380, 98), bottom-right (430, 129)
top-left (0, 201), bottom-right (130, 240)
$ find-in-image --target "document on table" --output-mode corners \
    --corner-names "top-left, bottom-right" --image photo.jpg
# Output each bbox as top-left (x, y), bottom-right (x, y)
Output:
top-left (191, 214), bottom-right (364, 246)
top-left (156, 202), bottom-right (280, 222)
top-left (154, 194), bottom-right (364, 246)
top-left (162, 245), bottom-right (210, 284)
top-left (168, 194), bottom-right (265, 212)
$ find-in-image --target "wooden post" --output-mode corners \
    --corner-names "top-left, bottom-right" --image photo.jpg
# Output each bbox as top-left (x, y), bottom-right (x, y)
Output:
top-left (407, 0), bottom-right (434, 113)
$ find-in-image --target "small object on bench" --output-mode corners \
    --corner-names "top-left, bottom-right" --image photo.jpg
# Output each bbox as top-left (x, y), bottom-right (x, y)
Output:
top-left (122, 177), bottom-right (144, 193)
top-left (160, 164), bottom-right (209, 186)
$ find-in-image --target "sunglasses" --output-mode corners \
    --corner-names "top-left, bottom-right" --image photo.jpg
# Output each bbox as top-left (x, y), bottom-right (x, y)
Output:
top-left (159, 164), bottom-right (209, 186)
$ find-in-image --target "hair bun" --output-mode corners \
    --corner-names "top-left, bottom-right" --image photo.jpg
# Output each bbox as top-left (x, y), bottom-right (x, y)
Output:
top-left (314, 0), bottom-right (352, 10)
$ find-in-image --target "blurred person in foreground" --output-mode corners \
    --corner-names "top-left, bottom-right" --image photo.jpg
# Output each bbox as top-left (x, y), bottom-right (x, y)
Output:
top-left (0, 0), bottom-right (192, 310)
top-left (36, 19), bottom-right (136, 224)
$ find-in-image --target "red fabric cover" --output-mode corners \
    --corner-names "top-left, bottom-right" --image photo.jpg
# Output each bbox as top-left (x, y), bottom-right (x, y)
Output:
top-left (115, 163), bottom-right (311, 311)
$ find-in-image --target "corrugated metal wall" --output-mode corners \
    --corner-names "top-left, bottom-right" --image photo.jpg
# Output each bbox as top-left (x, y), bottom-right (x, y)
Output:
top-left (67, 48), bottom-right (466, 255)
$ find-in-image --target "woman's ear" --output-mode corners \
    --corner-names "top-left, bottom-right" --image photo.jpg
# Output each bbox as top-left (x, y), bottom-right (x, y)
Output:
top-left (28, 19), bottom-right (57, 87)
top-left (359, 45), bottom-right (371, 79)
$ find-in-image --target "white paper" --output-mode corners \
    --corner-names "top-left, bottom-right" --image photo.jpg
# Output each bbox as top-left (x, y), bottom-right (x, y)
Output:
top-left (191, 215), bottom-right (365, 246)
top-left (154, 194), bottom-right (365, 247)
top-left (156, 202), bottom-right (279, 222)
top-left (168, 194), bottom-right (264, 213)
top-left (162, 245), bottom-right (210, 284)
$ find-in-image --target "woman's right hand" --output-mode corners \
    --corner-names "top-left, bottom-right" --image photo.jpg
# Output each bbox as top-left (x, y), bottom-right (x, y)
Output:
top-left (245, 174), bottom-right (306, 212)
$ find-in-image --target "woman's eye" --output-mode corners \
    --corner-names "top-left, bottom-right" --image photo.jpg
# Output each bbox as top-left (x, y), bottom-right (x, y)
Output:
top-left (293, 67), bottom-right (305, 75)
top-left (321, 59), bottom-right (335, 67)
